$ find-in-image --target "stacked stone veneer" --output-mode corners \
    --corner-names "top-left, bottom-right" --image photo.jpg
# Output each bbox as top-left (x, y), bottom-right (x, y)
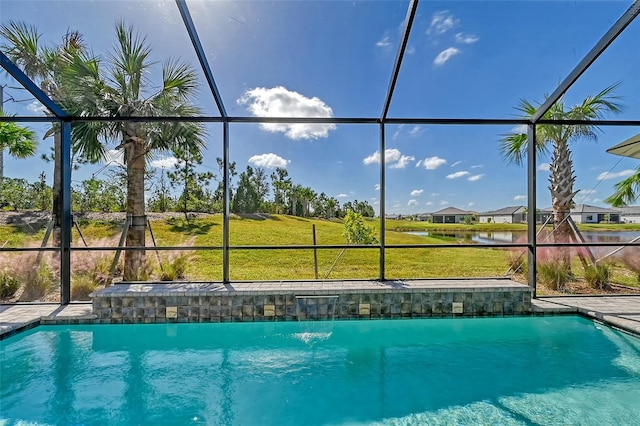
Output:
top-left (91, 282), bottom-right (532, 323)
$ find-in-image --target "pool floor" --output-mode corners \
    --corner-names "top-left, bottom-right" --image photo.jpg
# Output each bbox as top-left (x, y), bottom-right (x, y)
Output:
top-left (1, 316), bottom-right (640, 425)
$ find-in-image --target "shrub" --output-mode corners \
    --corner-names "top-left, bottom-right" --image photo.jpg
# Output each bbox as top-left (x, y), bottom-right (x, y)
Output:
top-left (618, 248), bottom-right (640, 285)
top-left (583, 263), bottom-right (611, 290)
top-left (0, 272), bottom-right (20, 299)
top-left (159, 254), bottom-right (190, 281)
top-left (538, 261), bottom-right (573, 292)
top-left (506, 250), bottom-right (527, 275)
top-left (19, 263), bottom-right (56, 301)
top-left (71, 275), bottom-right (97, 301)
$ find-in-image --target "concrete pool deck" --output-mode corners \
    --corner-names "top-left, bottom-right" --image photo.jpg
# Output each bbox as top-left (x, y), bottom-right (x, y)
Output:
top-left (1, 281), bottom-right (639, 338)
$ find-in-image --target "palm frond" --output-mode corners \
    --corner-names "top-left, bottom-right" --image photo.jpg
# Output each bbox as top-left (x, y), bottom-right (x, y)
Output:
top-left (0, 21), bottom-right (46, 79)
top-left (605, 166), bottom-right (640, 207)
top-left (161, 59), bottom-right (199, 102)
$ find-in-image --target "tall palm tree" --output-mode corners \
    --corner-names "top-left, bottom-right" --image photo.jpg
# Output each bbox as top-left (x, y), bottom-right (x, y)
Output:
top-left (0, 114), bottom-right (38, 183)
top-left (62, 22), bottom-right (206, 280)
top-left (500, 84), bottom-right (622, 269)
top-left (1, 21), bottom-right (87, 246)
top-left (606, 166), bottom-right (640, 207)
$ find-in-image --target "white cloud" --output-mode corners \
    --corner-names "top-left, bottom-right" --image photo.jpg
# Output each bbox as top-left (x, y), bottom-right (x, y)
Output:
top-left (455, 32), bottom-right (479, 44)
top-left (408, 199), bottom-right (418, 207)
top-left (392, 125), bottom-right (404, 140)
top-left (451, 160), bottom-right (462, 167)
top-left (390, 155), bottom-right (415, 169)
top-left (597, 169), bottom-right (635, 180)
top-left (409, 126), bottom-right (423, 136)
top-left (511, 124), bottom-right (528, 134)
top-left (415, 160), bottom-right (422, 167)
top-left (431, 193), bottom-right (439, 197)
top-left (150, 156), bottom-right (180, 169)
top-left (104, 149), bottom-right (125, 167)
top-left (406, 46), bottom-right (416, 55)
top-left (538, 162), bottom-right (551, 171)
top-left (427, 10), bottom-right (458, 35)
top-left (363, 148), bottom-right (401, 165)
top-left (434, 47), bottom-right (460, 66)
top-left (374, 184), bottom-right (381, 191)
top-left (248, 153), bottom-right (290, 169)
top-left (422, 156), bottom-right (447, 170)
top-left (27, 101), bottom-right (48, 114)
top-left (440, 200), bottom-right (450, 205)
top-left (471, 164), bottom-right (483, 169)
top-left (446, 171), bottom-right (470, 179)
top-left (337, 193), bottom-right (348, 198)
top-left (514, 195), bottom-right (527, 201)
top-left (364, 149), bottom-right (413, 168)
top-left (237, 86), bottom-right (336, 140)
top-left (468, 202), bottom-right (475, 207)
top-left (410, 189), bottom-right (424, 196)
top-left (376, 36), bottom-right (391, 48)
top-left (392, 202), bottom-right (402, 209)
top-left (426, 201), bottom-right (434, 206)
top-left (467, 174), bottom-right (485, 182)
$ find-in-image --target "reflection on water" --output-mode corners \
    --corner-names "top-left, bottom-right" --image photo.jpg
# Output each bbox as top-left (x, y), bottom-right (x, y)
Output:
top-left (406, 230), bottom-right (640, 244)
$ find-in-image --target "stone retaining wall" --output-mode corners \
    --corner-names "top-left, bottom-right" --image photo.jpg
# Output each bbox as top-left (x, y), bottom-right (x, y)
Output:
top-left (91, 284), bottom-right (532, 323)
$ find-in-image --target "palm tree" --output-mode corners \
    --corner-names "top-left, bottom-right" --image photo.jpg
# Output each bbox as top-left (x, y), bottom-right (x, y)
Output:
top-left (606, 166), bottom-right (640, 207)
top-left (61, 22), bottom-right (206, 280)
top-left (0, 114), bottom-right (38, 183)
top-left (500, 84), bottom-right (622, 268)
top-left (1, 21), bottom-right (87, 246)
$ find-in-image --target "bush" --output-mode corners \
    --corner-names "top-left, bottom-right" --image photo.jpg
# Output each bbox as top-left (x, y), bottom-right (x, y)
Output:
top-left (19, 263), bottom-right (56, 301)
top-left (0, 272), bottom-right (20, 299)
top-left (538, 261), bottom-right (573, 292)
top-left (71, 275), bottom-right (97, 301)
top-left (159, 254), bottom-right (190, 281)
top-left (584, 263), bottom-right (611, 290)
top-left (506, 250), bottom-right (527, 275)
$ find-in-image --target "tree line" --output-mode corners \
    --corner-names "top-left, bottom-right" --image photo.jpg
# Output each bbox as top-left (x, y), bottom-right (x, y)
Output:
top-left (0, 162), bottom-right (376, 219)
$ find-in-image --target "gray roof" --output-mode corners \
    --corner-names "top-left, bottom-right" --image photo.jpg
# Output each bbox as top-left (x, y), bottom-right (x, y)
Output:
top-left (431, 206), bottom-right (476, 216)
top-left (619, 206), bottom-right (640, 215)
top-left (571, 204), bottom-right (621, 214)
top-left (479, 205), bottom-right (525, 216)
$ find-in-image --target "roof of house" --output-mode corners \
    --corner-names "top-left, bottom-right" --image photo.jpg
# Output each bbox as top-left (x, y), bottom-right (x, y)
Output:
top-left (479, 205), bottom-right (525, 216)
top-left (571, 204), bottom-right (621, 214)
top-left (431, 207), bottom-right (476, 216)
top-left (619, 206), bottom-right (640, 215)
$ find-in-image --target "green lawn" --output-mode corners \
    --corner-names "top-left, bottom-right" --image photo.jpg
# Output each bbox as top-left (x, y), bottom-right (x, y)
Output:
top-left (1, 214), bottom-right (638, 289)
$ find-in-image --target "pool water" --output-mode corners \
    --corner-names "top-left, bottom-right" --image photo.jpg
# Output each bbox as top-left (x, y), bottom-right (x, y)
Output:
top-left (1, 316), bottom-right (640, 425)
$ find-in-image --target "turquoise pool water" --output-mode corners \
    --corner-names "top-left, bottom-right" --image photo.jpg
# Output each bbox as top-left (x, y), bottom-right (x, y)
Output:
top-left (1, 316), bottom-right (640, 425)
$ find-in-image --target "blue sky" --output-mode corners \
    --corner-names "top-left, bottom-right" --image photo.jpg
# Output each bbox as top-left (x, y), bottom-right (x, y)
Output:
top-left (1, 0), bottom-right (639, 215)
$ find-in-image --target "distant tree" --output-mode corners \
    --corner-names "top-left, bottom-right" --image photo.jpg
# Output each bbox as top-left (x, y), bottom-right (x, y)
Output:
top-left (147, 171), bottom-right (174, 213)
top-left (30, 172), bottom-right (52, 211)
top-left (232, 166), bottom-right (260, 214)
top-left (0, 177), bottom-right (30, 210)
top-left (270, 167), bottom-right (291, 214)
top-left (168, 147), bottom-right (214, 221)
top-left (500, 85), bottom-right (622, 269)
top-left (251, 167), bottom-right (270, 210)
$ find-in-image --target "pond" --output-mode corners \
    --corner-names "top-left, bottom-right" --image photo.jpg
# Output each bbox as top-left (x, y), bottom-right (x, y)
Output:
top-left (405, 230), bottom-right (640, 245)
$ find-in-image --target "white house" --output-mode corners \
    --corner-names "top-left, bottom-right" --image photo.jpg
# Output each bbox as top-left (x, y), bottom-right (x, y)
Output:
top-left (619, 206), bottom-right (640, 224)
top-left (430, 207), bottom-right (476, 224)
top-left (478, 206), bottom-right (526, 223)
top-left (569, 204), bottom-right (621, 224)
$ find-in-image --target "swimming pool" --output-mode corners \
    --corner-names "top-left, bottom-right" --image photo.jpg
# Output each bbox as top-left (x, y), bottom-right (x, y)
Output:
top-left (1, 316), bottom-right (639, 425)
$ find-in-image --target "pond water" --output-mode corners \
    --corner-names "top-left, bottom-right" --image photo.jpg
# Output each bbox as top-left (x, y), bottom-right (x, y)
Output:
top-left (405, 230), bottom-right (640, 244)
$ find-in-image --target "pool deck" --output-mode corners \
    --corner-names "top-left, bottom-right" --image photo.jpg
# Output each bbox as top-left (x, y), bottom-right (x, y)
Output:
top-left (1, 283), bottom-right (639, 338)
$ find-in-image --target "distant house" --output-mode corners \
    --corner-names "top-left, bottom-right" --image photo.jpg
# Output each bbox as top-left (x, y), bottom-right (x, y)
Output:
top-left (385, 214), bottom-right (400, 220)
top-left (478, 206), bottom-right (526, 224)
top-left (569, 204), bottom-right (621, 224)
top-left (430, 207), bottom-right (476, 224)
top-left (417, 212), bottom-right (431, 222)
top-left (619, 206), bottom-right (640, 224)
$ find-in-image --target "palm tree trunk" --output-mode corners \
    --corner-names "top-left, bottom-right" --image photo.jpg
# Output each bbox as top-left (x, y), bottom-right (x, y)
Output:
top-left (51, 131), bottom-right (62, 270)
top-left (123, 125), bottom-right (146, 280)
top-left (549, 139), bottom-right (577, 270)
